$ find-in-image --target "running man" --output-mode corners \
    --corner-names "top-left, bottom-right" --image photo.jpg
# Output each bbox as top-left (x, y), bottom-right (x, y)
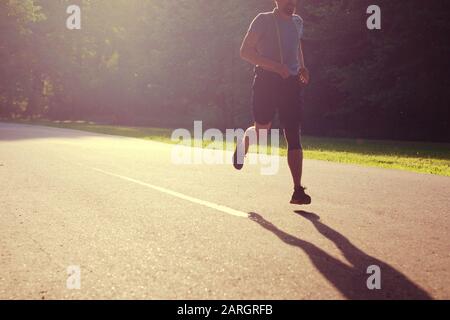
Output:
top-left (234, 0), bottom-right (311, 205)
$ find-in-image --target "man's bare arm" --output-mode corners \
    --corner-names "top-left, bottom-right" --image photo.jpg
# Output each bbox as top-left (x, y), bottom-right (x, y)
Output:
top-left (240, 31), bottom-right (290, 79)
top-left (298, 40), bottom-right (310, 84)
top-left (298, 40), bottom-right (306, 68)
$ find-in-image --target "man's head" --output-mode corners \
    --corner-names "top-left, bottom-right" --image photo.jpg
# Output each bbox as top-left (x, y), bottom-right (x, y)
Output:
top-left (275, 0), bottom-right (298, 16)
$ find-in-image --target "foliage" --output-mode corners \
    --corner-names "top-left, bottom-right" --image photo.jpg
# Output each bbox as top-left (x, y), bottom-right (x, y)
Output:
top-left (1, 0), bottom-right (449, 141)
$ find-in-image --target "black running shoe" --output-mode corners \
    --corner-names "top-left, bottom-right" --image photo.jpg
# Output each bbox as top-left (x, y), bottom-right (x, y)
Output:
top-left (232, 141), bottom-right (245, 170)
top-left (290, 186), bottom-right (312, 205)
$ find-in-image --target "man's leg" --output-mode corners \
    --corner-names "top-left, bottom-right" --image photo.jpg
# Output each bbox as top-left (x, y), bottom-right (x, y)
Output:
top-left (284, 125), bottom-right (303, 187)
top-left (284, 125), bottom-right (311, 205)
top-left (287, 149), bottom-right (303, 188)
top-left (233, 122), bottom-right (272, 170)
top-left (234, 67), bottom-right (276, 170)
top-left (243, 122), bottom-right (272, 155)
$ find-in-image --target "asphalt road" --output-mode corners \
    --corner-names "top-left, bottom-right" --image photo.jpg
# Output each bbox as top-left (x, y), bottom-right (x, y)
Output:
top-left (0, 122), bottom-right (449, 300)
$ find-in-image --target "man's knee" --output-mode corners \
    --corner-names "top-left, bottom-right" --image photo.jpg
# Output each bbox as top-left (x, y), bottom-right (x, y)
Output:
top-left (254, 122), bottom-right (271, 139)
top-left (244, 123), bottom-right (272, 145)
top-left (255, 121), bottom-right (271, 131)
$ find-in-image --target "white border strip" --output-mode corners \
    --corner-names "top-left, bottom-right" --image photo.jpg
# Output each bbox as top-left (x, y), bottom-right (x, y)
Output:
top-left (92, 168), bottom-right (249, 218)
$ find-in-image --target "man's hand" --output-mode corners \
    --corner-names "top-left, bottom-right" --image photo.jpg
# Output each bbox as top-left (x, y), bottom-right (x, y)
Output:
top-left (299, 67), bottom-right (310, 85)
top-left (276, 64), bottom-right (291, 79)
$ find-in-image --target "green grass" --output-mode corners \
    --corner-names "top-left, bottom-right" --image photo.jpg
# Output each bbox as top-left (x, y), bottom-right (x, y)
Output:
top-left (4, 118), bottom-right (450, 176)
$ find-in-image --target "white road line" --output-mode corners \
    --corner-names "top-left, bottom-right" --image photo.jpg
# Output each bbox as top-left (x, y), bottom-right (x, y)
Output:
top-left (91, 167), bottom-right (249, 218)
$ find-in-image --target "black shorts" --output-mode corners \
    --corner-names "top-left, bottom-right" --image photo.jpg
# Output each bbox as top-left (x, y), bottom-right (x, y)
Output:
top-left (252, 67), bottom-right (304, 129)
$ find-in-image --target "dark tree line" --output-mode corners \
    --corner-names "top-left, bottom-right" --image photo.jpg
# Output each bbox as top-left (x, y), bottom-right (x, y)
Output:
top-left (1, 0), bottom-right (449, 141)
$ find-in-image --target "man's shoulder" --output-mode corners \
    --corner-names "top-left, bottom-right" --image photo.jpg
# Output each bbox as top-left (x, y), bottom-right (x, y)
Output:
top-left (254, 11), bottom-right (275, 21)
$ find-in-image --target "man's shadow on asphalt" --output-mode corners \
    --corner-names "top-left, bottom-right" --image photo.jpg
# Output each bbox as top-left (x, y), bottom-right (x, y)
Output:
top-left (248, 211), bottom-right (431, 300)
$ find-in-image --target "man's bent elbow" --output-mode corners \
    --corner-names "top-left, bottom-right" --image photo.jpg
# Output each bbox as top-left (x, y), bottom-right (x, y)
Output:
top-left (240, 48), bottom-right (254, 63)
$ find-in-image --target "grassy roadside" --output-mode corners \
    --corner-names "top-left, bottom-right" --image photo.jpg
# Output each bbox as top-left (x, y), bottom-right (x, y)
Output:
top-left (4, 119), bottom-right (450, 177)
